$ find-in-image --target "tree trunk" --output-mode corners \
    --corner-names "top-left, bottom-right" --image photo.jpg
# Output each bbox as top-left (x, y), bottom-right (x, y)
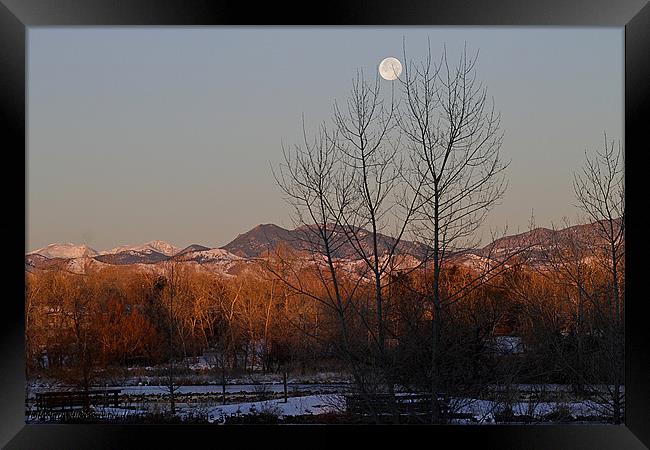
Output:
top-left (430, 192), bottom-right (442, 424)
top-left (283, 370), bottom-right (288, 403)
top-left (221, 361), bottom-right (227, 405)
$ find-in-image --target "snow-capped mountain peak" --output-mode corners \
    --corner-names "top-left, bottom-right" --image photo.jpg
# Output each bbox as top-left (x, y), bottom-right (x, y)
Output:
top-left (174, 248), bottom-right (241, 263)
top-left (28, 243), bottom-right (98, 259)
top-left (101, 240), bottom-right (180, 256)
top-left (143, 240), bottom-right (180, 256)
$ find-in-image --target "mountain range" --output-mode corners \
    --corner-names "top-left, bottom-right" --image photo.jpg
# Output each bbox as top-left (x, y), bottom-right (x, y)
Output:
top-left (26, 219), bottom-right (621, 275)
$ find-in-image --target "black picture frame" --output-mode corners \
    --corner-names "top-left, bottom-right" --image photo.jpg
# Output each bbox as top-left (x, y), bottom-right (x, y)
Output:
top-left (1, 1), bottom-right (648, 448)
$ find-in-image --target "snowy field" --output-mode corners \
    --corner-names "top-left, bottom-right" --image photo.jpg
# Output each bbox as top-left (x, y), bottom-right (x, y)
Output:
top-left (113, 383), bottom-right (345, 396)
top-left (26, 374), bottom-right (620, 424)
top-left (26, 394), bottom-right (343, 424)
top-left (27, 393), bottom-right (613, 424)
top-left (448, 397), bottom-right (614, 424)
top-left (177, 394), bottom-right (342, 423)
top-left (26, 383), bottom-right (347, 398)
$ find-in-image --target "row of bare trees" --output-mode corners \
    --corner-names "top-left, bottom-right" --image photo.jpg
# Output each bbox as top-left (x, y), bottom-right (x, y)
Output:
top-left (273, 41), bottom-right (624, 423)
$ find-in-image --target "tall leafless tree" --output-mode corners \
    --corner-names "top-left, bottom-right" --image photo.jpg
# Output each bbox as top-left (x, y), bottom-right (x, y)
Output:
top-left (398, 41), bottom-right (509, 422)
top-left (572, 134), bottom-right (625, 423)
top-left (161, 261), bottom-right (182, 416)
top-left (274, 43), bottom-right (528, 423)
top-left (331, 71), bottom-right (424, 408)
top-left (273, 116), bottom-right (369, 395)
top-left (274, 71), bottom-right (426, 421)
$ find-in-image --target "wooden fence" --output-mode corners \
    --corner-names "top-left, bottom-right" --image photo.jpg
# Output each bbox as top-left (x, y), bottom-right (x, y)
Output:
top-left (35, 389), bottom-right (121, 410)
top-left (345, 393), bottom-right (449, 416)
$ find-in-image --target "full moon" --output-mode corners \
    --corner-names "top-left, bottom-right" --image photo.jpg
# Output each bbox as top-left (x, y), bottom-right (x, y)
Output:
top-left (379, 57), bottom-right (402, 81)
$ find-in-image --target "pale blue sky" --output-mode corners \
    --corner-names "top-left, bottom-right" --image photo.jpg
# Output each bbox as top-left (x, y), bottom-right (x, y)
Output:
top-left (27, 27), bottom-right (623, 251)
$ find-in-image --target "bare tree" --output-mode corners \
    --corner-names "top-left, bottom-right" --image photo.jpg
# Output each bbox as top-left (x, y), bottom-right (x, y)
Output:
top-left (274, 43), bottom-right (518, 423)
top-left (331, 71), bottom-right (425, 410)
top-left (272, 116), bottom-right (368, 394)
top-left (572, 134), bottom-right (625, 423)
top-left (160, 261), bottom-right (182, 416)
top-left (273, 69), bottom-right (427, 422)
top-left (51, 268), bottom-right (98, 398)
top-left (573, 134), bottom-right (624, 323)
top-left (520, 134), bottom-right (624, 423)
top-left (215, 278), bottom-right (240, 404)
top-left (398, 41), bottom-right (508, 422)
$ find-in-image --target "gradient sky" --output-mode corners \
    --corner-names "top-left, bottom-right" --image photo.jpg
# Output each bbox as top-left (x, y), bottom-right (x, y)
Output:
top-left (27, 27), bottom-right (623, 252)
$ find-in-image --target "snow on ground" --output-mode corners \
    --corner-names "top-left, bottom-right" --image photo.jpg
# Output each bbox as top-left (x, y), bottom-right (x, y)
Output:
top-left (104, 383), bottom-right (346, 396)
top-left (487, 383), bottom-right (625, 393)
top-left (90, 405), bottom-right (149, 416)
top-left (224, 371), bottom-right (352, 385)
top-left (26, 371), bottom-right (352, 396)
top-left (26, 376), bottom-right (619, 424)
top-left (27, 391), bottom-right (614, 424)
top-left (451, 397), bottom-right (611, 423)
top-left (180, 394), bottom-right (343, 423)
top-left (89, 395), bottom-right (610, 424)
top-left (75, 395), bottom-right (343, 423)
top-left (25, 381), bottom-right (347, 399)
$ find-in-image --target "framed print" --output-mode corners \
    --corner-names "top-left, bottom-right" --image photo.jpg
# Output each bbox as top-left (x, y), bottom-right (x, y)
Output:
top-left (1, 0), bottom-right (649, 448)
